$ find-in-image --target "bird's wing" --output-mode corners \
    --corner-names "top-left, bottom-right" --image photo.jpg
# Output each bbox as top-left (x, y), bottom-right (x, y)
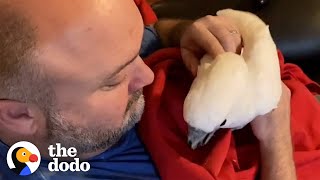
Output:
top-left (217, 9), bottom-right (282, 116)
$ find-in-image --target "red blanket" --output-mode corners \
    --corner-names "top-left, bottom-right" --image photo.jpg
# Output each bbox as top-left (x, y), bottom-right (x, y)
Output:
top-left (134, 0), bottom-right (158, 25)
top-left (139, 48), bottom-right (320, 180)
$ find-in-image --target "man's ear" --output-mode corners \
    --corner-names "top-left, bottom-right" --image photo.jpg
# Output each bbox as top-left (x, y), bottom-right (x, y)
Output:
top-left (0, 100), bottom-right (38, 135)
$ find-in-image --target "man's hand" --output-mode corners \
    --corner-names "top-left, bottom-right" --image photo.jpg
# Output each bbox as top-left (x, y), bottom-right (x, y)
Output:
top-left (180, 16), bottom-right (242, 76)
top-left (251, 83), bottom-right (297, 180)
top-left (155, 16), bottom-right (242, 76)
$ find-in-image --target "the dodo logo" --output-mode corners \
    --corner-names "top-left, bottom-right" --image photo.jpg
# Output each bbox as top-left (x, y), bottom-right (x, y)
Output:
top-left (6, 141), bottom-right (41, 176)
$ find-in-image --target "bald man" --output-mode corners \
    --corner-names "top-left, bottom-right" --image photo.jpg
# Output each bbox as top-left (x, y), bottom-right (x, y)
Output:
top-left (0, 0), bottom-right (295, 179)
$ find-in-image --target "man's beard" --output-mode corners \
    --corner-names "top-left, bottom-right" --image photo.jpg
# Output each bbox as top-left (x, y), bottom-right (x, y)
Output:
top-left (47, 90), bottom-right (144, 155)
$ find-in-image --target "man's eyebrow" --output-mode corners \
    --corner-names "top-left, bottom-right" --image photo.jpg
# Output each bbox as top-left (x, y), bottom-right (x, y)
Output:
top-left (105, 52), bottom-right (139, 80)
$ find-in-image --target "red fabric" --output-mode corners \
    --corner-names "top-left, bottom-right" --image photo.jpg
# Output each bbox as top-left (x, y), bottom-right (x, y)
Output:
top-left (134, 0), bottom-right (158, 25)
top-left (139, 48), bottom-right (320, 180)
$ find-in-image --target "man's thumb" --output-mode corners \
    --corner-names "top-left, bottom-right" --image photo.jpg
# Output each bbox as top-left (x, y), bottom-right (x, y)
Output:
top-left (181, 49), bottom-right (199, 76)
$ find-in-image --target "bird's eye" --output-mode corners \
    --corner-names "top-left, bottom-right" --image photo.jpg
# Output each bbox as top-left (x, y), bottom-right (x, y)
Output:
top-left (220, 119), bottom-right (227, 126)
top-left (22, 152), bottom-right (26, 156)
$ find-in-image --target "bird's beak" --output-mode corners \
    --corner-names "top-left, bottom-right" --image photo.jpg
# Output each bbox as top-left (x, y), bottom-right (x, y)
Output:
top-left (29, 154), bottom-right (38, 162)
top-left (188, 125), bottom-right (215, 150)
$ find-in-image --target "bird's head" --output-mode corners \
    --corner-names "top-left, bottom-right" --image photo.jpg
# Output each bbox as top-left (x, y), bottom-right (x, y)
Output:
top-left (187, 119), bottom-right (227, 149)
top-left (14, 147), bottom-right (38, 163)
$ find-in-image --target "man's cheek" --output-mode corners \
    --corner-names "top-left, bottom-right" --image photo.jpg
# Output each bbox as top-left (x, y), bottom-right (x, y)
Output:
top-left (87, 86), bottom-right (130, 124)
top-left (89, 101), bottom-right (128, 128)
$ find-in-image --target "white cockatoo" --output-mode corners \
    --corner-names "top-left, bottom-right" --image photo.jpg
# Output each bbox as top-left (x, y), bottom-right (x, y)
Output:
top-left (183, 9), bottom-right (282, 149)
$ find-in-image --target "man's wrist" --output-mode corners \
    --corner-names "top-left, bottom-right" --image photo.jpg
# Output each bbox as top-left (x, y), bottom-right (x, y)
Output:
top-left (167, 20), bottom-right (193, 47)
top-left (259, 135), bottom-right (292, 152)
top-left (259, 129), bottom-right (292, 149)
top-left (155, 19), bottom-right (193, 47)
top-left (259, 131), bottom-right (296, 180)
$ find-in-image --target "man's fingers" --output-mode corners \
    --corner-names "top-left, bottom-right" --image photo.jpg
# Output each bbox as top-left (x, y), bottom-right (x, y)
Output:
top-left (207, 24), bottom-right (242, 53)
top-left (183, 22), bottom-right (225, 58)
top-left (207, 27), bottom-right (240, 53)
top-left (180, 15), bottom-right (243, 77)
top-left (199, 15), bottom-right (242, 53)
top-left (220, 16), bottom-right (242, 53)
top-left (181, 49), bottom-right (199, 76)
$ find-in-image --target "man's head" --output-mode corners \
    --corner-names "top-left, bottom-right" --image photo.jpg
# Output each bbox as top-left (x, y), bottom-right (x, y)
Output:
top-left (0, 0), bottom-right (154, 156)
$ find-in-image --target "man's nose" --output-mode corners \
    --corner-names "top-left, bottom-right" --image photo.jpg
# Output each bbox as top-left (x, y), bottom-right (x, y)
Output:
top-left (128, 56), bottom-right (154, 93)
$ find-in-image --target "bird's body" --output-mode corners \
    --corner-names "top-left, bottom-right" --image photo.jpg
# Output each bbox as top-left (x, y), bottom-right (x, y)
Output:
top-left (184, 9), bottom-right (282, 149)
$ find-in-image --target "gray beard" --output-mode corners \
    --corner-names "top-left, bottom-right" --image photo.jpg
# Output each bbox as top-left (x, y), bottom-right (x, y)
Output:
top-left (47, 90), bottom-right (144, 155)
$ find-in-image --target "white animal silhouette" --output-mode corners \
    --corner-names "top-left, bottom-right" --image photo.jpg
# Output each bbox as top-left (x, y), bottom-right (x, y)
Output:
top-left (184, 9), bottom-right (282, 149)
